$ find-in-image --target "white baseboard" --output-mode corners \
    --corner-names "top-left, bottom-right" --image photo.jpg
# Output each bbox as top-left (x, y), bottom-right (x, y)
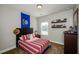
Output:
top-left (50, 40), bottom-right (64, 45)
top-left (0, 45), bottom-right (16, 54)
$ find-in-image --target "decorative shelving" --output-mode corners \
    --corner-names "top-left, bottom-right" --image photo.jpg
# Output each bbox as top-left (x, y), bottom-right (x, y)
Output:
top-left (51, 18), bottom-right (67, 28)
top-left (51, 25), bottom-right (66, 28)
top-left (51, 18), bottom-right (67, 23)
top-left (51, 20), bottom-right (66, 23)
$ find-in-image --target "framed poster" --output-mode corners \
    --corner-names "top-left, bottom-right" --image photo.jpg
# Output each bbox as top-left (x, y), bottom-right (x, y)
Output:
top-left (21, 12), bottom-right (30, 28)
top-left (73, 8), bottom-right (78, 32)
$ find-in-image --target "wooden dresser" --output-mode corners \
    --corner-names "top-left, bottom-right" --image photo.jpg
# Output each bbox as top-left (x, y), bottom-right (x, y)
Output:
top-left (64, 32), bottom-right (77, 54)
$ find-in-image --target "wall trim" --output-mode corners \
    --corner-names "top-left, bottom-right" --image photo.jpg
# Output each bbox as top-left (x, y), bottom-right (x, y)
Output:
top-left (50, 40), bottom-right (64, 45)
top-left (0, 45), bottom-right (16, 54)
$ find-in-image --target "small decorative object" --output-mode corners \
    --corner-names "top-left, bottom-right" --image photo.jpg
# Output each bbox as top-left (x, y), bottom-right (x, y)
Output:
top-left (13, 28), bottom-right (20, 35)
top-left (68, 26), bottom-right (74, 33)
top-left (57, 19), bottom-right (61, 22)
top-left (34, 30), bottom-right (38, 35)
top-left (61, 25), bottom-right (63, 27)
top-left (63, 18), bottom-right (67, 22)
top-left (63, 26), bottom-right (66, 28)
top-left (69, 26), bottom-right (73, 30)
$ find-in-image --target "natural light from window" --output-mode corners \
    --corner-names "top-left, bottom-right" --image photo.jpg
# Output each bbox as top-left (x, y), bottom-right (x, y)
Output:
top-left (41, 22), bottom-right (48, 35)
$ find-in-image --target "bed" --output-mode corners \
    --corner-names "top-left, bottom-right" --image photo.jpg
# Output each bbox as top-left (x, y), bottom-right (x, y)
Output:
top-left (18, 37), bottom-right (50, 54)
top-left (16, 28), bottom-right (51, 54)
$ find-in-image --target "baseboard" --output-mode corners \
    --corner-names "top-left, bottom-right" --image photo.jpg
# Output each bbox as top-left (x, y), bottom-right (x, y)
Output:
top-left (0, 45), bottom-right (16, 54)
top-left (50, 40), bottom-right (64, 45)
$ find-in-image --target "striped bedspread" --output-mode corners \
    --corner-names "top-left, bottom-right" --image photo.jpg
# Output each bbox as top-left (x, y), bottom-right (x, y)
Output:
top-left (18, 38), bottom-right (50, 54)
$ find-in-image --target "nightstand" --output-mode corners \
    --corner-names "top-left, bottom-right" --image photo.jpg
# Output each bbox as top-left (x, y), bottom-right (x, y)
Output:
top-left (35, 34), bottom-right (41, 38)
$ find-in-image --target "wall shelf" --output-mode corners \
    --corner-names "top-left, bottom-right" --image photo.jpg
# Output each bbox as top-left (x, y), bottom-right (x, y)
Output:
top-left (51, 18), bottom-right (67, 23)
top-left (51, 18), bottom-right (67, 28)
top-left (51, 27), bottom-right (66, 28)
top-left (51, 21), bottom-right (66, 23)
top-left (51, 25), bottom-right (66, 28)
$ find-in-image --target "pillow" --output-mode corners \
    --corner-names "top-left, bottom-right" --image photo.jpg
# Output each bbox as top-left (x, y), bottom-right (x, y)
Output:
top-left (29, 34), bottom-right (33, 40)
top-left (25, 35), bottom-right (30, 40)
top-left (32, 34), bottom-right (35, 38)
top-left (19, 36), bottom-right (24, 41)
top-left (19, 35), bottom-right (29, 41)
top-left (19, 36), bottom-right (25, 41)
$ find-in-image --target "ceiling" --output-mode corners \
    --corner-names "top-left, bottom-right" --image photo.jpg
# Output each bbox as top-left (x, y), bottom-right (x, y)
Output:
top-left (9, 4), bottom-right (75, 17)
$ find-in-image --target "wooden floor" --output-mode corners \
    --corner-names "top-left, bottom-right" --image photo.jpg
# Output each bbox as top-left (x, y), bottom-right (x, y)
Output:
top-left (3, 42), bottom-right (64, 54)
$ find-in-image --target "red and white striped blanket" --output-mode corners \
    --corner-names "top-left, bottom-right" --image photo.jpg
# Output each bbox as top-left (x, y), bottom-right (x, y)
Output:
top-left (18, 38), bottom-right (50, 54)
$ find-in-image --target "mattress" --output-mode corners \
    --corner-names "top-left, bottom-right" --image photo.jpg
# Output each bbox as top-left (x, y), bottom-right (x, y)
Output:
top-left (18, 38), bottom-right (50, 54)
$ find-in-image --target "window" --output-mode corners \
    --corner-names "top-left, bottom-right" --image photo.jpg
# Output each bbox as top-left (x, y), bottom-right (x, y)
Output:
top-left (41, 22), bottom-right (48, 35)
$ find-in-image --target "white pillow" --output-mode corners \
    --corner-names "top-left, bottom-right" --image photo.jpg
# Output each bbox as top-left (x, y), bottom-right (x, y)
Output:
top-left (19, 37), bottom-right (23, 41)
top-left (29, 34), bottom-right (33, 40)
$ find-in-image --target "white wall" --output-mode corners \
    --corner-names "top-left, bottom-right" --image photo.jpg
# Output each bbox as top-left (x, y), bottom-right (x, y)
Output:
top-left (37, 9), bottom-right (73, 45)
top-left (30, 15), bottom-right (37, 32)
top-left (0, 5), bottom-right (20, 52)
top-left (0, 5), bottom-right (37, 53)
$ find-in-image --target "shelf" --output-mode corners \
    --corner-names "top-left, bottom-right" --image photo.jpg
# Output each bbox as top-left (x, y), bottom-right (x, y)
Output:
top-left (51, 18), bottom-right (67, 23)
top-left (51, 27), bottom-right (66, 28)
top-left (51, 21), bottom-right (66, 23)
top-left (51, 25), bottom-right (66, 28)
top-left (51, 19), bottom-right (67, 28)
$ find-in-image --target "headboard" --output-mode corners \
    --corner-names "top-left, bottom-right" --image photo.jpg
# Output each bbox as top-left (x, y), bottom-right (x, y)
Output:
top-left (16, 28), bottom-right (33, 47)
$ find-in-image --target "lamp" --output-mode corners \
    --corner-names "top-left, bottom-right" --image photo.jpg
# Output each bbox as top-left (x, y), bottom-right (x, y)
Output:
top-left (37, 4), bottom-right (43, 9)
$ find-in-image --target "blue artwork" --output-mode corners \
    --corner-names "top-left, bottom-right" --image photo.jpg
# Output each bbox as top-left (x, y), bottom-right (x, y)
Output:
top-left (21, 12), bottom-right (30, 28)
